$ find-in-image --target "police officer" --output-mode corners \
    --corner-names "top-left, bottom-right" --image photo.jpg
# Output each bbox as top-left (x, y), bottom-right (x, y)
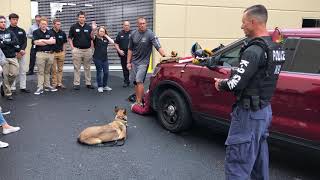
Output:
top-left (0, 15), bottom-right (20, 100)
top-left (51, 18), bottom-right (67, 89)
top-left (8, 13), bottom-right (31, 93)
top-left (68, 11), bottom-right (94, 90)
top-left (33, 17), bottom-right (57, 95)
top-left (27, 15), bottom-right (41, 75)
top-left (214, 5), bottom-right (285, 180)
top-left (115, 21), bottom-right (131, 87)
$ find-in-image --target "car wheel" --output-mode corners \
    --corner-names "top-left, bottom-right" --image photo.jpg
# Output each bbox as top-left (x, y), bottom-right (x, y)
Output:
top-left (157, 89), bottom-right (192, 132)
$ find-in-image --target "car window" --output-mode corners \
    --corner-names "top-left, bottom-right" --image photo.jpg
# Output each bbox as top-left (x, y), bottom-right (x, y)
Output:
top-left (290, 38), bottom-right (320, 74)
top-left (216, 37), bottom-right (306, 71)
top-left (282, 38), bottom-right (299, 71)
top-left (219, 45), bottom-right (241, 67)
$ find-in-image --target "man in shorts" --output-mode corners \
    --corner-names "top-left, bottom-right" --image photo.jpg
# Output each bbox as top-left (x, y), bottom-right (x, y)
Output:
top-left (127, 17), bottom-right (166, 105)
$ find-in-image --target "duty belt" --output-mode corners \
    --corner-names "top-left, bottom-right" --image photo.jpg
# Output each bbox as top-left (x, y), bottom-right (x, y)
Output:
top-left (236, 96), bottom-right (269, 111)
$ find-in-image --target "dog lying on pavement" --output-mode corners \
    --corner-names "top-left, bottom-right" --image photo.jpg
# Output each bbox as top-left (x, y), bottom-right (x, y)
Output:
top-left (78, 106), bottom-right (128, 146)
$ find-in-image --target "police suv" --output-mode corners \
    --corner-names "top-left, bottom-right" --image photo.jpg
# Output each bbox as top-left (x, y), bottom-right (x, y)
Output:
top-left (148, 28), bottom-right (320, 151)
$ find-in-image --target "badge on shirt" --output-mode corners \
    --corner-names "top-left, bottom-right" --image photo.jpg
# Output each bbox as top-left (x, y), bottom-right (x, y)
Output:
top-left (4, 34), bottom-right (10, 39)
top-left (58, 35), bottom-right (63, 39)
top-left (18, 31), bottom-right (23, 35)
top-left (103, 40), bottom-right (107, 43)
top-left (84, 29), bottom-right (89, 33)
top-left (75, 29), bottom-right (80, 32)
top-left (121, 35), bottom-right (124, 38)
top-left (141, 37), bottom-right (147, 43)
top-left (45, 35), bottom-right (50, 38)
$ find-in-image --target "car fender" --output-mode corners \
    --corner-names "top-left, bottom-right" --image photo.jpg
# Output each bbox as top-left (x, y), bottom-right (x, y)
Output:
top-left (150, 80), bottom-right (192, 112)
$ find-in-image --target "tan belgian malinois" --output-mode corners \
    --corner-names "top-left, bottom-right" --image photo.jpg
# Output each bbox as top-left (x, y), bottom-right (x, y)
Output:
top-left (78, 106), bottom-right (127, 146)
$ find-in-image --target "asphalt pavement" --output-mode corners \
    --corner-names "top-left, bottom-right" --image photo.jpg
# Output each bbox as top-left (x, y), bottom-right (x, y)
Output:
top-left (0, 72), bottom-right (318, 180)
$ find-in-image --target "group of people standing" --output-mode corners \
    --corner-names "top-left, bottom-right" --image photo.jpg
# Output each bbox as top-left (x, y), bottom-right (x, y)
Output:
top-left (0, 11), bottom-right (165, 99)
top-left (0, 11), bottom-right (165, 147)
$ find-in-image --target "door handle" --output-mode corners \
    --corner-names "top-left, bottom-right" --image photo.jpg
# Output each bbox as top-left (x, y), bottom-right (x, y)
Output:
top-left (216, 68), bottom-right (228, 75)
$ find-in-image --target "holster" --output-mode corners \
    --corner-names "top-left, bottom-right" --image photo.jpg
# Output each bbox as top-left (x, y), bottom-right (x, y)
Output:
top-left (239, 96), bottom-right (261, 111)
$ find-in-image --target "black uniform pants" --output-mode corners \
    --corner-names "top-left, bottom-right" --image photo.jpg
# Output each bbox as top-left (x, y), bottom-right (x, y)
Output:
top-left (119, 54), bottom-right (129, 83)
top-left (28, 47), bottom-right (36, 73)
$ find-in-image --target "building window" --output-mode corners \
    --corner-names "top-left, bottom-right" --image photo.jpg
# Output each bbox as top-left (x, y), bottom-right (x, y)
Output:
top-left (302, 19), bottom-right (320, 28)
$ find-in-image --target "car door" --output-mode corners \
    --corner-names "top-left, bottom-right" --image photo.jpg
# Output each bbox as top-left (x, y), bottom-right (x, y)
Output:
top-left (195, 41), bottom-right (243, 121)
top-left (271, 37), bottom-right (320, 143)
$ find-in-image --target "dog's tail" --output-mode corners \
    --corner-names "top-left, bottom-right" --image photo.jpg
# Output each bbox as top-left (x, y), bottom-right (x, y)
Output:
top-left (77, 137), bottom-right (83, 144)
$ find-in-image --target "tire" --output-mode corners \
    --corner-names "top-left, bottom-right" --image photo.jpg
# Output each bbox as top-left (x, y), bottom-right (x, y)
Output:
top-left (156, 89), bottom-right (192, 132)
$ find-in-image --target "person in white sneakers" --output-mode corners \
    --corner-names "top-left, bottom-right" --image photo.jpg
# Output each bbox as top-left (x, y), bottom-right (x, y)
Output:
top-left (0, 107), bottom-right (20, 148)
top-left (92, 26), bottom-right (114, 93)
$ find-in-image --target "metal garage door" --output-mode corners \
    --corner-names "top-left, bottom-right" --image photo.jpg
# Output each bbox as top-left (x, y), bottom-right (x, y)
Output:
top-left (34, 0), bottom-right (154, 65)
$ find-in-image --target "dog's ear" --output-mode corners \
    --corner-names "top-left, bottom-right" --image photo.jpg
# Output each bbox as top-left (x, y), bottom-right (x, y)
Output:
top-left (124, 108), bottom-right (127, 115)
top-left (114, 106), bottom-right (119, 113)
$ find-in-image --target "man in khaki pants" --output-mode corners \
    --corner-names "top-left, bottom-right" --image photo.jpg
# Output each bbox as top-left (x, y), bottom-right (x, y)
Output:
top-left (51, 19), bottom-right (67, 89)
top-left (32, 17), bottom-right (57, 95)
top-left (68, 11), bottom-right (94, 90)
top-left (0, 16), bottom-right (20, 100)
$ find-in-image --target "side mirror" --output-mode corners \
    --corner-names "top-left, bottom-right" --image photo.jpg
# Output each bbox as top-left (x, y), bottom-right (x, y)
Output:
top-left (206, 55), bottom-right (221, 69)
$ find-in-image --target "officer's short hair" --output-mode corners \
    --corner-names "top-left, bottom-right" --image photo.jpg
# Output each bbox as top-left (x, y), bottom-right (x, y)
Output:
top-left (137, 17), bottom-right (146, 23)
top-left (53, 18), bottom-right (61, 24)
top-left (0, 16), bottom-right (5, 20)
top-left (35, 15), bottom-right (41, 19)
top-left (40, 17), bottom-right (48, 23)
top-left (244, 4), bottom-right (268, 23)
top-left (9, 13), bottom-right (19, 20)
top-left (77, 11), bottom-right (86, 17)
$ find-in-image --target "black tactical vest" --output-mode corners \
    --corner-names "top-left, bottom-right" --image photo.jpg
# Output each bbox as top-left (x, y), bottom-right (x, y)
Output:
top-left (237, 37), bottom-right (286, 110)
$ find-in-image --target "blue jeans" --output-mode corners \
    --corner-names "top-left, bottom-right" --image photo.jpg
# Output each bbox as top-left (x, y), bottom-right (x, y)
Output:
top-left (0, 113), bottom-right (7, 126)
top-left (93, 58), bottom-right (109, 87)
top-left (225, 105), bottom-right (272, 180)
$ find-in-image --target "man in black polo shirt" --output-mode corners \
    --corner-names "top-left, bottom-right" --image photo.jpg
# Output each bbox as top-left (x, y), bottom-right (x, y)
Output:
top-left (0, 15), bottom-right (20, 100)
top-left (26, 15), bottom-right (41, 75)
top-left (51, 18), bottom-right (67, 89)
top-left (8, 13), bottom-right (31, 93)
top-left (33, 17), bottom-right (57, 95)
top-left (68, 11), bottom-right (94, 90)
top-left (115, 20), bottom-right (131, 87)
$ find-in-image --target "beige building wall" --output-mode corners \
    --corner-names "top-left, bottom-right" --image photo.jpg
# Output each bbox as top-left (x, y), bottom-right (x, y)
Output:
top-left (154, 0), bottom-right (320, 64)
top-left (1, 0), bottom-right (31, 62)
